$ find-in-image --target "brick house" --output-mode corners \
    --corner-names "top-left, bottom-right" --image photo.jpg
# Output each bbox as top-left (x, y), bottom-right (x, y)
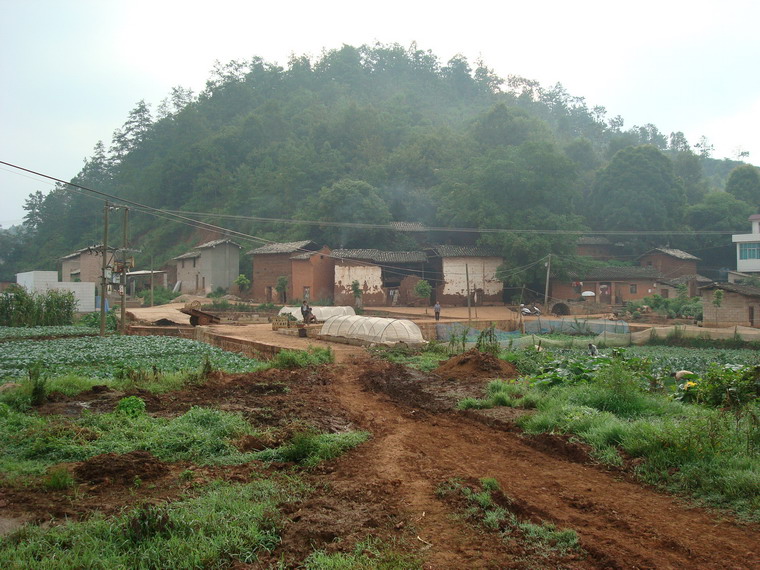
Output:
top-left (551, 266), bottom-right (663, 305)
top-left (332, 249), bottom-right (427, 307)
top-left (60, 246), bottom-right (111, 284)
top-left (290, 246), bottom-right (335, 303)
top-left (172, 238), bottom-right (241, 294)
top-left (247, 241), bottom-right (320, 303)
top-left (700, 282), bottom-right (760, 328)
top-left (638, 248), bottom-right (699, 279)
top-left (425, 245), bottom-right (504, 306)
top-left (575, 237), bottom-right (620, 260)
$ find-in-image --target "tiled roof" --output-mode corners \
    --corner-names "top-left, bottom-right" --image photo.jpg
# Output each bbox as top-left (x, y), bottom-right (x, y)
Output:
top-left (332, 249), bottom-right (427, 264)
top-left (247, 240), bottom-right (316, 255)
top-left (657, 274), bottom-right (712, 287)
top-left (173, 251), bottom-right (201, 261)
top-left (641, 247), bottom-right (700, 261)
top-left (699, 282), bottom-right (760, 298)
top-left (196, 238), bottom-right (241, 249)
top-left (389, 221), bottom-right (428, 232)
top-left (576, 236), bottom-right (613, 246)
top-left (290, 251), bottom-right (316, 261)
top-left (429, 245), bottom-right (502, 258)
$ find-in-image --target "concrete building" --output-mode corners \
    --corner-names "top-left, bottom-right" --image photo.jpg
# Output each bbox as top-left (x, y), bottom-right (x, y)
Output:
top-left (60, 246), bottom-right (109, 283)
top-left (172, 238), bottom-right (241, 294)
top-left (16, 270), bottom-right (96, 312)
top-left (732, 214), bottom-right (760, 275)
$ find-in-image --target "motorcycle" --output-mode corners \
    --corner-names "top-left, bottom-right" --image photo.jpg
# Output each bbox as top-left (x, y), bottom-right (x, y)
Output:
top-left (520, 304), bottom-right (541, 316)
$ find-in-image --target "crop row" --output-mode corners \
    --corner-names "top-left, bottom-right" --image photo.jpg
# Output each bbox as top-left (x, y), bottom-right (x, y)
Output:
top-left (0, 326), bottom-right (98, 341)
top-left (0, 335), bottom-right (263, 379)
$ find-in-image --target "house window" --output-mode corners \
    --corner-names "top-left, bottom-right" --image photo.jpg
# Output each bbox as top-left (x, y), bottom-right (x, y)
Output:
top-left (739, 243), bottom-right (760, 260)
top-left (629, 284), bottom-right (637, 294)
top-left (192, 258), bottom-right (197, 268)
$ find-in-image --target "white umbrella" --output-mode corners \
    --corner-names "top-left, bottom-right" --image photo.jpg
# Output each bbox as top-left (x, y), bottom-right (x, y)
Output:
top-left (581, 290), bottom-right (596, 297)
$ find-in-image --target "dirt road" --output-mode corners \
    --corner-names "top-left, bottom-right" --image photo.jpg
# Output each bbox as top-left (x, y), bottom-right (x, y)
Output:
top-left (319, 358), bottom-right (760, 569)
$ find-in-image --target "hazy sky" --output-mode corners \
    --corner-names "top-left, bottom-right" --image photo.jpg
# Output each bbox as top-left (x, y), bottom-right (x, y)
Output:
top-left (2, 0), bottom-right (759, 227)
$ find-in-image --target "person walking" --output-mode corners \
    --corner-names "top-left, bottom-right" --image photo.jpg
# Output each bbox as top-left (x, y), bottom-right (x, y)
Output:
top-left (434, 301), bottom-right (441, 321)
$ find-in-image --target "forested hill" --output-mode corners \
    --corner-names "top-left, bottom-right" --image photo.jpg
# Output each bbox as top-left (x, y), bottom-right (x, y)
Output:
top-left (7, 43), bottom-right (760, 282)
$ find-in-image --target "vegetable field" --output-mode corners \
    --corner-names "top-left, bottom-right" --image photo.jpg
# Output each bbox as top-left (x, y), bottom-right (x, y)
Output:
top-left (0, 335), bottom-right (266, 379)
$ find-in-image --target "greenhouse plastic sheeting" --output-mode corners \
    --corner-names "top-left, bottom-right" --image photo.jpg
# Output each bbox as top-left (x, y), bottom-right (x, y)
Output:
top-left (278, 305), bottom-right (356, 322)
top-left (320, 315), bottom-right (424, 345)
top-left (523, 317), bottom-right (629, 335)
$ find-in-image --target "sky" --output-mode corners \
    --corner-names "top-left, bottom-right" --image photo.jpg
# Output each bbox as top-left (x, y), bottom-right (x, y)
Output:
top-left (2, 0), bottom-right (760, 228)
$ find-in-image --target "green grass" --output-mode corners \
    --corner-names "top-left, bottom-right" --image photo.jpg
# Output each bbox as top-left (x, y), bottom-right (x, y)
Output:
top-left (254, 430), bottom-right (370, 467)
top-left (304, 536), bottom-right (421, 569)
top-left (437, 478), bottom-right (581, 556)
top-left (0, 479), bottom-right (308, 568)
top-left (271, 346), bottom-right (334, 369)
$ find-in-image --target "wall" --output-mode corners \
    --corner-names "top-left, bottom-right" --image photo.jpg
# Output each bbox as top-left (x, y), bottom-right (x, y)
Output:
top-left (252, 253), bottom-right (293, 302)
top-left (551, 279), bottom-right (658, 305)
top-left (438, 257), bottom-right (503, 306)
top-left (291, 247), bottom-right (334, 303)
top-left (701, 290), bottom-right (760, 328)
top-left (16, 271), bottom-right (96, 312)
top-left (202, 243), bottom-right (240, 292)
top-left (334, 262), bottom-right (384, 306)
top-left (639, 253), bottom-right (696, 279)
top-left (175, 256), bottom-right (201, 293)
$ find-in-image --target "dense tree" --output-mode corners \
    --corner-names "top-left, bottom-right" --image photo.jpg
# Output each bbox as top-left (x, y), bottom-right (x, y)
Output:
top-left (589, 145), bottom-right (686, 233)
top-left (725, 164), bottom-right (760, 208)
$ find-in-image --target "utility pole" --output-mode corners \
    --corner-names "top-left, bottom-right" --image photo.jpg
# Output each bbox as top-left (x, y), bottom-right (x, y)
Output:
top-left (120, 208), bottom-right (129, 334)
top-left (150, 255), bottom-right (154, 307)
top-left (100, 202), bottom-right (109, 337)
top-left (543, 254), bottom-right (552, 307)
top-left (465, 263), bottom-right (472, 325)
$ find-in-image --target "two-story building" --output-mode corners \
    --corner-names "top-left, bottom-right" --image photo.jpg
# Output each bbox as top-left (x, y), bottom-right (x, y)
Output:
top-left (172, 238), bottom-right (241, 294)
top-left (732, 214), bottom-right (760, 276)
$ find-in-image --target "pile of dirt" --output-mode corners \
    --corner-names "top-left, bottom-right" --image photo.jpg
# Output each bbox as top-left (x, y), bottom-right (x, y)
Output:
top-left (74, 451), bottom-right (169, 485)
top-left (433, 348), bottom-right (518, 382)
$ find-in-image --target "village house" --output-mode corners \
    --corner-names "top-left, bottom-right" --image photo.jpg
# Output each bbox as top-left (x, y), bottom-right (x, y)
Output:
top-left (700, 282), bottom-right (760, 328)
top-left (332, 249), bottom-right (427, 307)
top-left (551, 266), bottom-right (664, 306)
top-left (247, 241), bottom-right (320, 303)
top-left (425, 245), bottom-right (504, 306)
top-left (60, 246), bottom-right (111, 284)
top-left (638, 247), bottom-right (699, 279)
top-left (171, 238), bottom-right (241, 294)
top-left (731, 214), bottom-right (760, 276)
top-left (575, 236), bottom-right (620, 260)
top-left (290, 246), bottom-right (335, 304)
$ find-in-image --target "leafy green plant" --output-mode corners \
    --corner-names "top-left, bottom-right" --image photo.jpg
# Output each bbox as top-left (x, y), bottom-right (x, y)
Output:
top-left (271, 347), bottom-right (334, 369)
top-left (44, 466), bottom-right (75, 490)
top-left (255, 430), bottom-right (370, 467)
top-left (115, 396), bottom-right (147, 418)
top-left (27, 362), bottom-right (48, 406)
top-left (475, 324), bottom-right (499, 356)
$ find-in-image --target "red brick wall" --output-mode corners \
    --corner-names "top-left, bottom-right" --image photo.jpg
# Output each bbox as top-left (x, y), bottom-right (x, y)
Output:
top-left (551, 279), bottom-right (658, 304)
top-left (252, 253), bottom-right (293, 302)
top-left (638, 253), bottom-right (696, 279)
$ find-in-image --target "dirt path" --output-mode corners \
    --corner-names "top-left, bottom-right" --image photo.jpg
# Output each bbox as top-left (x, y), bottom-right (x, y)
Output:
top-left (326, 358), bottom-right (760, 569)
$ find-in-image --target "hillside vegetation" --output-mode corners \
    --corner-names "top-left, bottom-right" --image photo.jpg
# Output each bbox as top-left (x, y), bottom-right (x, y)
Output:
top-left (4, 42), bottom-right (759, 282)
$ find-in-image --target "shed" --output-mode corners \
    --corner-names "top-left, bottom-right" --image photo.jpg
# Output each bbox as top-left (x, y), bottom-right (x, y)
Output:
top-left (700, 282), bottom-right (760, 328)
top-left (320, 315), bottom-right (425, 345)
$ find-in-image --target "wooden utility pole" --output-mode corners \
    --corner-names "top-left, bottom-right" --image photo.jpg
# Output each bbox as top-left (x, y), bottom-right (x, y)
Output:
top-left (150, 255), bottom-right (154, 307)
top-left (120, 208), bottom-right (129, 334)
top-left (100, 202), bottom-right (109, 337)
top-left (544, 254), bottom-right (552, 307)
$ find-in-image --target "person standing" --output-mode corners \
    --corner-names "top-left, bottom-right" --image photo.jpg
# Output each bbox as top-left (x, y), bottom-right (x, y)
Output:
top-left (434, 301), bottom-right (441, 321)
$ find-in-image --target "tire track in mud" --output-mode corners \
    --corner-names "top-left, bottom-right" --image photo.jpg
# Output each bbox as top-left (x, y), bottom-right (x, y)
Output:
top-left (329, 359), bottom-right (760, 569)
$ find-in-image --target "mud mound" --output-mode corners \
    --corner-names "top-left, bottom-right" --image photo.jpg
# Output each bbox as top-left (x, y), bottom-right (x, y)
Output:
top-left (74, 451), bottom-right (169, 484)
top-left (434, 349), bottom-right (518, 381)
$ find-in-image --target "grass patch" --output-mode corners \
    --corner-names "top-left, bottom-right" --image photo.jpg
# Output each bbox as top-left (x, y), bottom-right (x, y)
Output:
top-left (254, 430), bottom-right (370, 467)
top-left (271, 346), bottom-right (334, 369)
top-left (304, 536), bottom-right (421, 569)
top-left (437, 477), bottom-right (582, 557)
top-left (0, 478), bottom-right (308, 567)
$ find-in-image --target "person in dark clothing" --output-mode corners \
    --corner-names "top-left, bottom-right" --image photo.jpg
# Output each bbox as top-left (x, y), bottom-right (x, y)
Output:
top-left (434, 302), bottom-right (441, 321)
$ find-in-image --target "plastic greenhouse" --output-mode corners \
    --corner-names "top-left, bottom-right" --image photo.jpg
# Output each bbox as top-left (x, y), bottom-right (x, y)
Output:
top-left (278, 305), bottom-right (356, 322)
top-left (320, 315), bottom-right (425, 346)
